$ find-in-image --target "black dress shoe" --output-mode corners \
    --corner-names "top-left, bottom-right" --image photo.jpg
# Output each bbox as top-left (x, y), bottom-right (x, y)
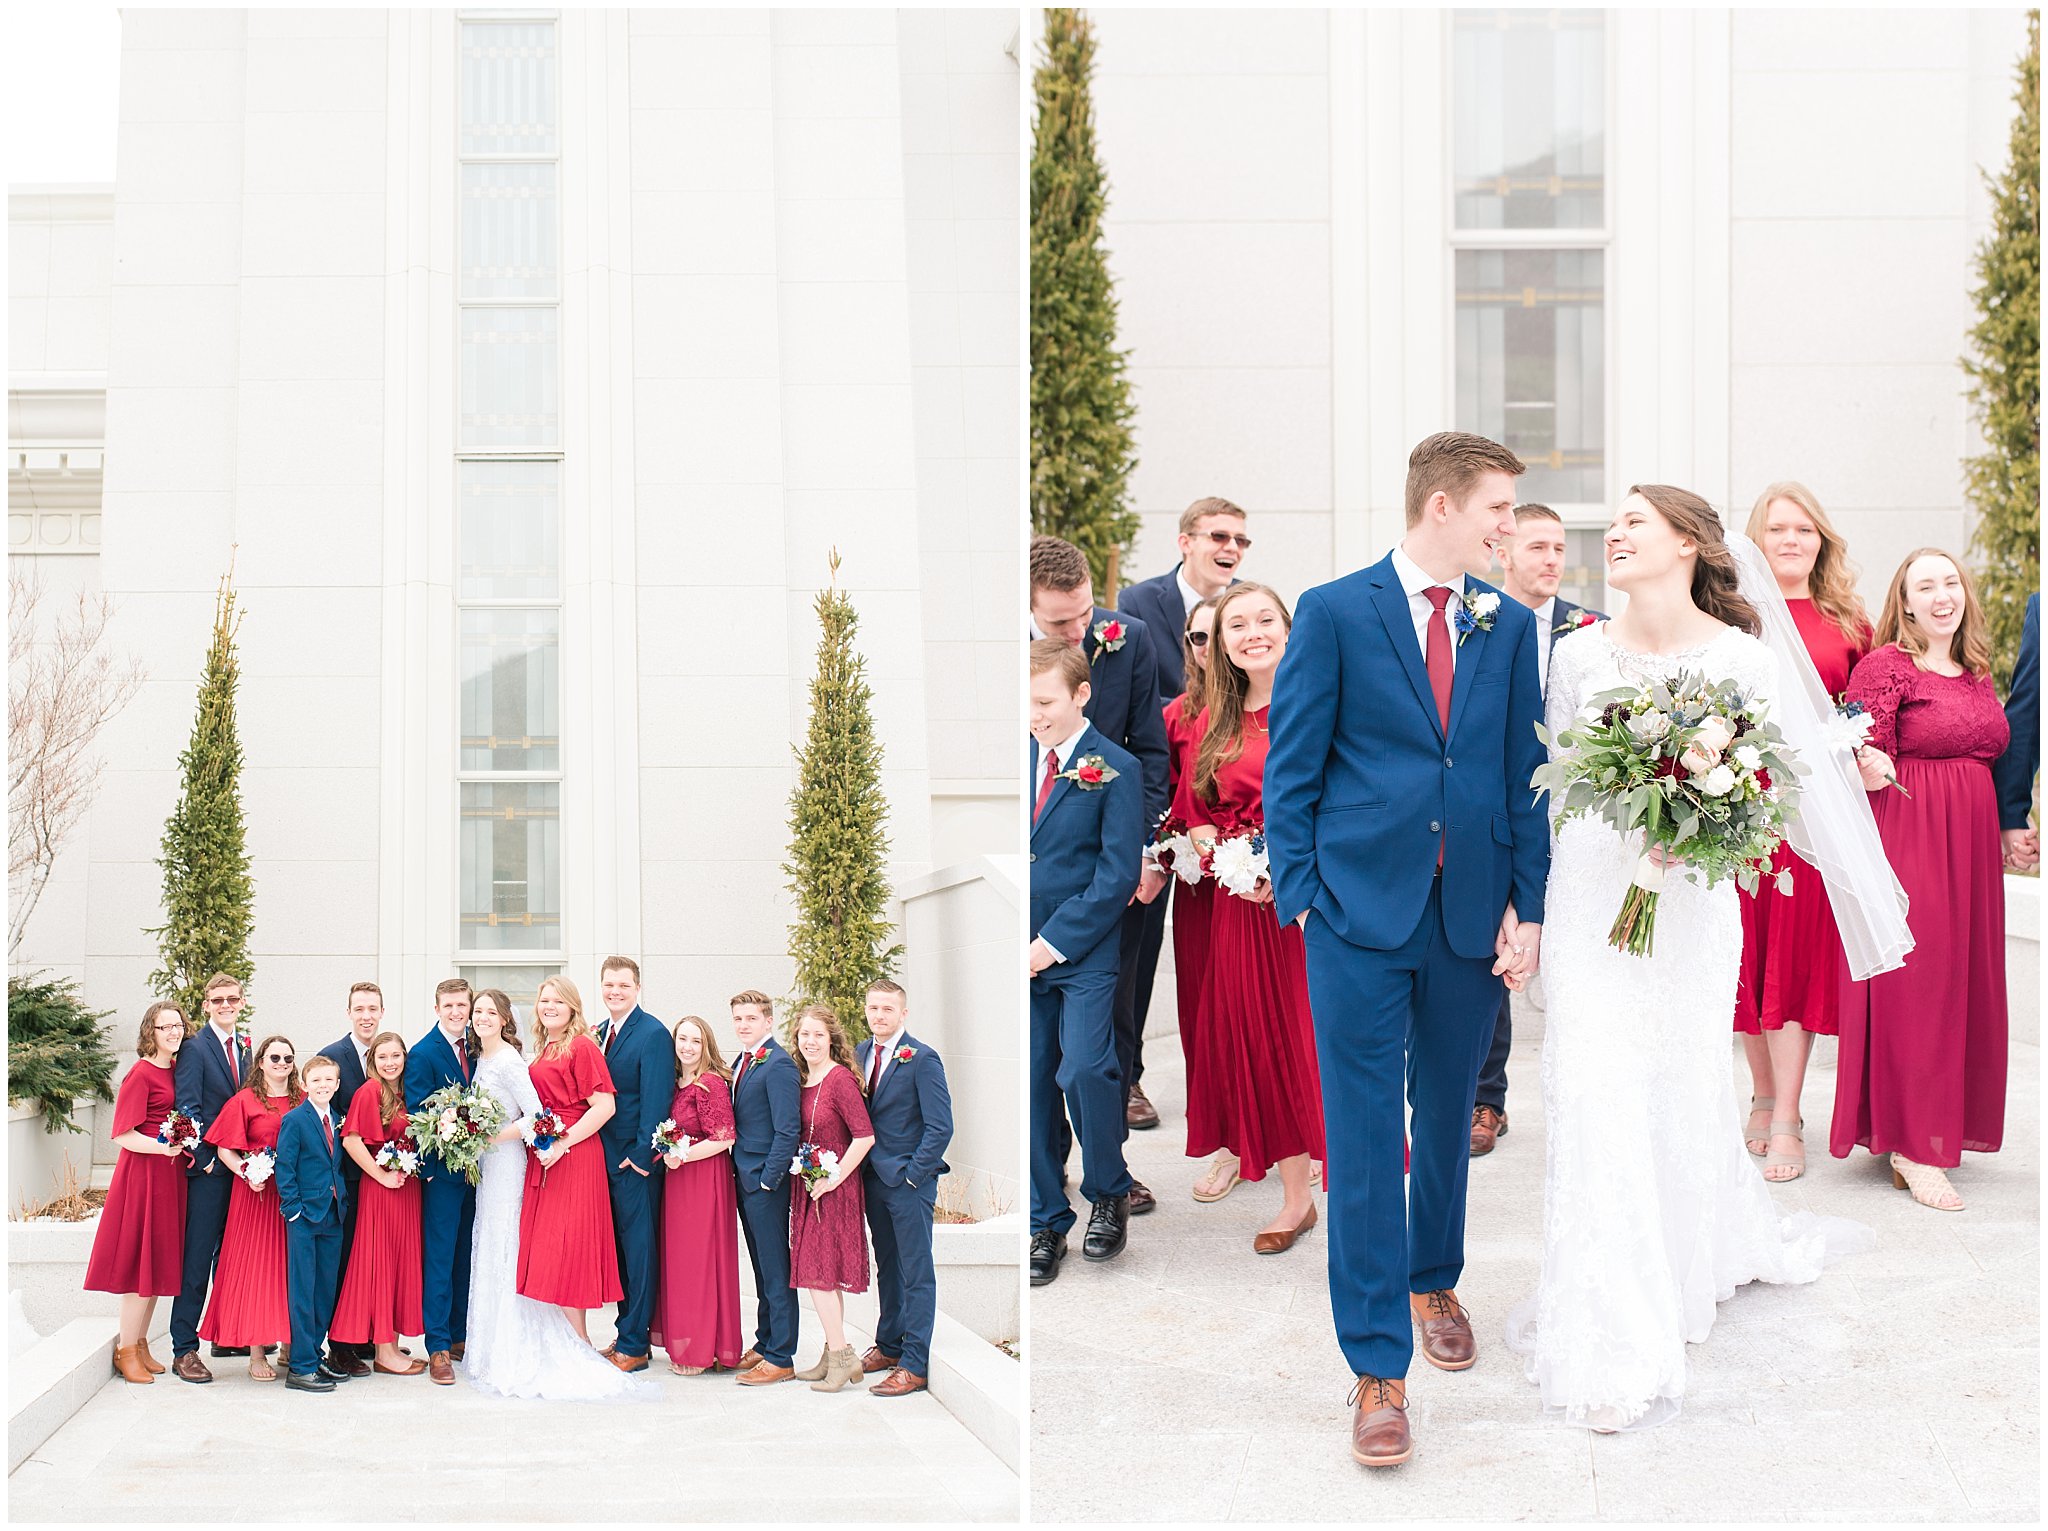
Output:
top-left (210, 1344), bottom-right (251, 1358)
top-left (1082, 1195), bottom-right (1129, 1261)
top-left (1126, 1180), bottom-right (1156, 1215)
top-left (317, 1357), bottom-right (357, 1382)
top-left (285, 1370), bottom-right (335, 1393)
top-left (1030, 1228), bottom-right (1067, 1286)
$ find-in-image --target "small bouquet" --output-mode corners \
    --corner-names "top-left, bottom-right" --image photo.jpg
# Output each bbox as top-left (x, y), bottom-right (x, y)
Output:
top-left (374, 1128), bottom-right (421, 1180)
top-left (650, 1118), bottom-right (691, 1162)
top-left (522, 1107), bottom-right (567, 1184)
top-left (1145, 813), bottom-right (1205, 887)
top-left (415, 1081), bottom-right (509, 1187)
top-left (1209, 829), bottom-right (1270, 899)
top-left (242, 1147), bottom-right (276, 1190)
top-left (792, 1141), bottom-right (840, 1205)
top-left (1534, 671), bottom-right (1801, 958)
top-left (156, 1109), bottom-right (203, 1157)
top-left (1823, 700), bottom-right (1910, 797)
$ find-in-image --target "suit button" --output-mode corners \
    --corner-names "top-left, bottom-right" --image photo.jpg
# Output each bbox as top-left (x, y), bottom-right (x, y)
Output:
top-left (1444, 756), bottom-right (1453, 769)
top-left (1029, 853), bottom-right (1036, 863)
top-left (1429, 820), bottom-right (1441, 833)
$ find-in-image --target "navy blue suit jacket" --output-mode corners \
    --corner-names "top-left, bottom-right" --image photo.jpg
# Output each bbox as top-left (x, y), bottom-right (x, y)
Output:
top-left (175, 1024), bottom-right (249, 1176)
top-left (596, 1005), bottom-right (672, 1176)
top-left (1061, 605), bottom-right (1169, 824)
top-left (1265, 558), bottom-right (1551, 958)
top-left (316, 1036), bottom-right (371, 1182)
top-left (731, 1040), bottom-right (801, 1192)
top-left (1029, 723), bottom-right (1144, 971)
top-left (404, 1025), bottom-right (475, 1184)
top-left (275, 1099), bottom-right (350, 1227)
top-left (856, 1033), bottom-right (953, 1190)
top-left (1992, 591), bottom-right (2039, 830)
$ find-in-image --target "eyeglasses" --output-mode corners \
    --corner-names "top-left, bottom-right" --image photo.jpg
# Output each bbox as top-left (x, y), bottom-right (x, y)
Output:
top-left (1201, 530), bottom-right (1253, 551)
top-left (1185, 630), bottom-right (1211, 648)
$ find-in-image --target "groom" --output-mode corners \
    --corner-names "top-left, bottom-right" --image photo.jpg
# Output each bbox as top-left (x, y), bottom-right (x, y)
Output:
top-left (406, 978), bottom-right (479, 1386)
top-left (1265, 431), bottom-right (1551, 1468)
top-left (593, 956), bottom-right (669, 1373)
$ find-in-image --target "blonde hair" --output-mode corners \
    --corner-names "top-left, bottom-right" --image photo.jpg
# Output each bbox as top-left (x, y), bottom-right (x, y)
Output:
top-left (535, 976), bottom-right (594, 1061)
top-left (1873, 548), bottom-right (1993, 678)
top-left (1745, 481), bottom-right (1869, 645)
top-left (1178, 496), bottom-right (1246, 536)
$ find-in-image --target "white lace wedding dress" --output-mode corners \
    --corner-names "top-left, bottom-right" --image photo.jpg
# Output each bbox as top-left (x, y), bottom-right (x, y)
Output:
top-left (1503, 624), bottom-right (1872, 1431)
top-left (461, 1047), bottom-right (658, 1402)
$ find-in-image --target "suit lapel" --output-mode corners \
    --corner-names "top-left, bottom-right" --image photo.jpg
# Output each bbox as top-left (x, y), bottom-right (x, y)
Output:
top-left (1031, 724), bottom-right (1092, 841)
top-left (1368, 565), bottom-right (1444, 742)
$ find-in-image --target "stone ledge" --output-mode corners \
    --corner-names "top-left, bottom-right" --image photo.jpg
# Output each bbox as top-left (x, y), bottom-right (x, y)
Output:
top-left (8, 1311), bottom-right (164, 1473)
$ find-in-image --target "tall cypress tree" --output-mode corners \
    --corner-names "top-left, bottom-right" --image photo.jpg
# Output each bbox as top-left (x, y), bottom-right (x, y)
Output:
top-left (782, 553), bottom-right (899, 1043)
top-left (1964, 10), bottom-right (2039, 685)
top-left (1032, 7), bottom-right (1139, 594)
top-left (148, 568), bottom-right (255, 1028)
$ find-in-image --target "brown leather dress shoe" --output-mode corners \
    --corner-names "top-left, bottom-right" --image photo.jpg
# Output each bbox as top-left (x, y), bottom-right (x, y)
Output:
top-left (1126, 1180), bottom-right (1156, 1215)
top-left (1411, 1289), bottom-right (1476, 1371)
top-left (735, 1360), bottom-right (795, 1387)
top-left (1349, 1375), bottom-right (1412, 1466)
top-left (869, 1367), bottom-right (928, 1398)
top-left (429, 1350), bottom-right (456, 1385)
top-left (374, 1356), bottom-right (429, 1376)
top-left (736, 1348), bottom-right (762, 1372)
top-left (1470, 1104), bottom-right (1508, 1156)
top-left (172, 1352), bottom-right (214, 1384)
top-left (1125, 1086), bottom-right (1160, 1131)
top-left (860, 1346), bottom-right (899, 1375)
top-left (446, 1343), bottom-right (462, 1361)
top-left (610, 1351), bottom-right (650, 1373)
top-left (135, 1337), bottom-right (168, 1375)
top-left (1252, 1201), bottom-right (1318, 1255)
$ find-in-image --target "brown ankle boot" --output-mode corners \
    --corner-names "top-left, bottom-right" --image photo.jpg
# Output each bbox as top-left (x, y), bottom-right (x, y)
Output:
top-left (135, 1336), bottom-right (168, 1375)
top-left (114, 1342), bottom-right (155, 1384)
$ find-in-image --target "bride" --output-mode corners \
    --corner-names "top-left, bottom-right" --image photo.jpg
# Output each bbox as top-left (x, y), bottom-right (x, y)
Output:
top-left (1505, 484), bottom-right (1898, 1432)
top-left (461, 988), bottom-right (657, 1402)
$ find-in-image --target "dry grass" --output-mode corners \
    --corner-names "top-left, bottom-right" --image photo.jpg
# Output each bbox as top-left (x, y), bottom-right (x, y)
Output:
top-left (12, 1159), bottom-right (105, 1221)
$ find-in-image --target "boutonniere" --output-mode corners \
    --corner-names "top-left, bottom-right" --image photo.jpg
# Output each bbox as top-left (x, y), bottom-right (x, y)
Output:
top-left (894, 1045), bottom-right (915, 1064)
top-left (1058, 754), bottom-right (1118, 789)
top-left (747, 1043), bottom-right (769, 1066)
top-left (1553, 609), bottom-right (1598, 636)
top-left (1451, 589), bottom-right (1500, 648)
top-left (1090, 618), bottom-right (1126, 658)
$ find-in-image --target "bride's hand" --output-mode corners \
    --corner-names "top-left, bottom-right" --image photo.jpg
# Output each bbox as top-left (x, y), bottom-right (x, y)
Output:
top-left (1645, 844), bottom-right (1686, 870)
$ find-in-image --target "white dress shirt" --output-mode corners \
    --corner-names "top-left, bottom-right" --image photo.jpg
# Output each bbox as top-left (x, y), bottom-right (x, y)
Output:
top-left (1390, 545), bottom-right (1467, 673)
top-left (1531, 594), bottom-right (1558, 693)
top-left (1175, 567), bottom-right (1205, 617)
top-left (866, 1035), bottom-right (897, 1093)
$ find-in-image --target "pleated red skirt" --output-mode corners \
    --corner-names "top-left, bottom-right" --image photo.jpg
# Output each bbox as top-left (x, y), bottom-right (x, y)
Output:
top-left (329, 1173), bottom-right (423, 1343)
top-left (199, 1177), bottom-right (289, 1345)
top-left (517, 1138), bottom-right (621, 1307)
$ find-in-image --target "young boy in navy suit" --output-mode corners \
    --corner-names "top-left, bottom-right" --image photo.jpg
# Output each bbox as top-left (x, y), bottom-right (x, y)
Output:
top-left (276, 1055), bottom-right (351, 1393)
top-left (1028, 639), bottom-right (1142, 1287)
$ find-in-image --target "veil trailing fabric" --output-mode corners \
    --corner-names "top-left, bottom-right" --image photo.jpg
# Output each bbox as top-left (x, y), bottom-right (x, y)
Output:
top-left (1726, 529), bottom-right (1913, 979)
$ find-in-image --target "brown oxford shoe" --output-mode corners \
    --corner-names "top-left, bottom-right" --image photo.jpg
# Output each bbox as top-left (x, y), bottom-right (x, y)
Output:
top-left (1125, 1086), bottom-right (1160, 1131)
top-left (609, 1350), bottom-right (650, 1373)
top-left (172, 1352), bottom-right (213, 1384)
top-left (1470, 1104), bottom-right (1508, 1156)
top-left (869, 1367), bottom-right (927, 1398)
top-left (735, 1360), bottom-right (795, 1387)
top-left (736, 1348), bottom-right (762, 1372)
top-left (428, 1350), bottom-right (456, 1385)
top-left (860, 1346), bottom-right (899, 1375)
top-left (1349, 1375), bottom-right (1412, 1467)
top-left (1411, 1289), bottom-right (1476, 1371)
top-left (1125, 1180), bottom-right (1156, 1215)
top-left (446, 1343), bottom-right (461, 1361)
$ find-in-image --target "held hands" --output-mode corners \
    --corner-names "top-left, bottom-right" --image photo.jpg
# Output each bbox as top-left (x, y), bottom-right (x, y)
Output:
top-left (1493, 904), bottom-right (1542, 992)
top-left (2003, 827), bottom-right (2041, 871)
top-left (1854, 745), bottom-right (1895, 792)
top-left (1028, 937), bottom-right (1058, 976)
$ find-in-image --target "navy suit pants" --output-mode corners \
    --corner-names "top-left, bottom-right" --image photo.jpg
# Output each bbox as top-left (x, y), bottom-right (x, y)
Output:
top-left (1031, 965), bottom-right (1132, 1234)
top-left (609, 1164), bottom-right (663, 1355)
top-left (285, 1214), bottom-right (342, 1376)
top-left (419, 1173), bottom-right (476, 1354)
top-left (865, 1174), bottom-right (939, 1374)
top-left (736, 1178), bottom-right (799, 1366)
top-left (1474, 988), bottom-right (1513, 1113)
top-left (170, 1165), bottom-right (232, 1355)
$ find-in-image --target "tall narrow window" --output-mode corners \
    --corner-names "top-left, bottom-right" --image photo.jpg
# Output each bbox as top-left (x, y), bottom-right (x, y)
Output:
top-left (1451, 6), bottom-right (1607, 581)
top-left (456, 16), bottom-right (561, 1003)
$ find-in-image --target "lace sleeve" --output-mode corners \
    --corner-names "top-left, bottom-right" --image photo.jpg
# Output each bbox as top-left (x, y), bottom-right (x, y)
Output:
top-left (507, 1058), bottom-right (543, 1125)
top-left (1544, 633), bottom-right (1591, 764)
top-left (1843, 645), bottom-right (1913, 759)
top-left (1725, 630), bottom-right (1781, 715)
top-left (699, 1076), bottom-right (736, 1142)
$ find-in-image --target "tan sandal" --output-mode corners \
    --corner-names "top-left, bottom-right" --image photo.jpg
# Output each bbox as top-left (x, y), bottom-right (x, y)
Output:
top-left (1761, 1120), bottom-right (1804, 1182)
top-left (669, 1361), bottom-right (707, 1375)
top-left (1890, 1152), bottom-right (1963, 1211)
top-left (247, 1352), bottom-right (278, 1382)
top-left (1743, 1095), bottom-right (1775, 1158)
top-left (1191, 1151), bottom-right (1241, 1203)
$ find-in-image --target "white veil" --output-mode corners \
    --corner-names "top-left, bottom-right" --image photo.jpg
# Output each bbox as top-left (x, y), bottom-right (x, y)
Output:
top-left (1726, 529), bottom-right (1913, 979)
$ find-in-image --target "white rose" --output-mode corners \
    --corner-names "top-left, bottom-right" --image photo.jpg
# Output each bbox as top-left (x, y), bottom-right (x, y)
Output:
top-left (1695, 716), bottom-right (1735, 754)
top-left (1473, 592), bottom-right (1500, 617)
top-left (1733, 744), bottom-right (1762, 771)
top-left (1680, 743), bottom-right (1719, 776)
top-left (1626, 709), bottom-right (1670, 743)
top-left (1697, 764), bottom-right (1737, 797)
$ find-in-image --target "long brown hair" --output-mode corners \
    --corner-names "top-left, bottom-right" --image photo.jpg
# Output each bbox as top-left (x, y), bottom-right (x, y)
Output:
top-left (534, 976), bottom-right (593, 1062)
top-left (1193, 583), bottom-right (1292, 802)
top-left (789, 1002), bottom-right (861, 1090)
top-left (242, 1033), bottom-right (305, 1111)
top-left (136, 1001), bottom-right (185, 1060)
top-left (1176, 593), bottom-right (1225, 725)
top-left (1873, 547), bottom-right (1993, 678)
top-left (1744, 481), bottom-right (1868, 644)
top-left (672, 1015), bottom-right (733, 1088)
top-left (1627, 484), bottom-right (1760, 636)
top-left (365, 1031), bottom-right (408, 1127)
top-left (471, 988), bottom-right (524, 1056)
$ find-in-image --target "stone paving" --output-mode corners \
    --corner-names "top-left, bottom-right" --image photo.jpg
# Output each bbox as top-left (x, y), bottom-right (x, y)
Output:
top-left (10, 1308), bottom-right (1019, 1523)
top-left (1030, 990), bottom-right (2040, 1522)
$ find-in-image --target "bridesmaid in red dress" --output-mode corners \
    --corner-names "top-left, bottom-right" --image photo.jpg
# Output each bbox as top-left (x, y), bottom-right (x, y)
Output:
top-left (1733, 483), bottom-right (1873, 1182)
top-left (518, 976), bottom-right (621, 1339)
top-left (1184, 583), bottom-right (1325, 1255)
top-left (84, 1002), bottom-right (190, 1385)
top-left (330, 1031), bottom-right (426, 1374)
top-left (786, 1004), bottom-right (876, 1393)
top-left (650, 1016), bottom-right (743, 1376)
top-left (1833, 549), bottom-right (2011, 1212)
top-left (198, 1033), bottom-right (300, 1379)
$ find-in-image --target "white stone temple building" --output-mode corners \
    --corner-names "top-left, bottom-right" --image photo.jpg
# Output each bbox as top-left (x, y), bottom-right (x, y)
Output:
top-left (9, 7), bottom-right (1022, 1215)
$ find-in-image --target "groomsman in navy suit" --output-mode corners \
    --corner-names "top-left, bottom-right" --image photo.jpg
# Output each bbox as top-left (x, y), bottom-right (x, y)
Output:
top-left (313, 980), bottom-right (385, 1375)
top-left (855, 979), bottom-right (954, 1397)
top-left (594, 956), bottom-right (670, 1373)
top-left (1471, 504), bottom-right (1607, 1158)
top-left (168, 972), bottom-right (252, 1383)
top-left (1029, 639), bottom-right (1142, 1287)
top-left (1993, 591), bottom-right (2039, 872)
top-left (1029, 535), bottom-right (1166, 1211)
top-left (729, 989), bottom-right (802, 1386)
top-left (1114, 497), bottom-right (1249, 1131)
top-left (276, 1055), bottom-right (351, 1393)
top-left (405, 978), bottom-right (478, 1386)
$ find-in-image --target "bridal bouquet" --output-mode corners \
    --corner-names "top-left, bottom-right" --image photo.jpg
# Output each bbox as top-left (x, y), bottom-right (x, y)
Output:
top-left (242, 1147), bottom-right (276, 1190)
top-left (1209, 829), bottom-right (1270, 900)
top-left (156, 1109), bottom-right (203, 1157)
top-left (374, 1129), bottom-right (421, 1180)
top-left (1534, 671), bottom-right (1800, 958)
top-left (792, 1141), bottom-right (840, 1203)
top-left (415, 1082), bottom-right (508, 1187)
top-left (650, 1118), bottom-right (691, 1161)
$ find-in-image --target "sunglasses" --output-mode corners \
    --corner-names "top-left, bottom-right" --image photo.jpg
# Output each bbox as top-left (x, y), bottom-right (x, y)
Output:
top-left (1200, 530), bottom-right (1252, 551)
top-left (1185, 630), bottom-right (1211, 648)
top-left (265, 1052), bottom-right (295, 1065)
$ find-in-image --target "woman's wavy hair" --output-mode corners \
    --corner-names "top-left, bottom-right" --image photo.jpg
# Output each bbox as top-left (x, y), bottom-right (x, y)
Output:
top-left (240, 1033), bottom-right (305, 1111)
top-left (135, 1001), bottom-right (184, 1060)
top-left (1627, 484), bottom-right (1760, 636)
top-left (361, 1031), bottom-right (408, 1127)
top-left (1175, 592), bottom-right (1225, 725)
top-left (789, 1002), bottom-right (861, 1090)
top-left (535, 976), bottom-right (593, 1062)
top-left (672, 1014), bottom-right (733, 1088)
top-left (1873, 547), bottom-right (1993, 678)
top-left (470, 988), bottom-right (523, 1056)
top-left (1744, 481), bottom-right (1868, 644)
top-left (1194, 582), bottom-right (1293, 802)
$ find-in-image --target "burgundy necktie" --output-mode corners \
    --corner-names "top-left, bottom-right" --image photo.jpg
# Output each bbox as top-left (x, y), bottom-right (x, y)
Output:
top-left (223, 1034), bottom-right (238, 1080)
top-left (1425, 587), bottom-right (1454, 869)
top-left (1033, 749), bottom-right (1059, 823)
top-left (320, 1113), bottom-right (334, 1154)
top-left (457, 1043), bottom-right (470, 1082)
top-left (868, 1045), bottom-right (885, 1094)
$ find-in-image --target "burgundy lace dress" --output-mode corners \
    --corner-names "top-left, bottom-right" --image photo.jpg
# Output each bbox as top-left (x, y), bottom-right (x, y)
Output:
top-left (787, 1066), bottom-right (874, 1293)
top-left (1831, 644), bottom-right (2010, 1167)
top-left (651, 1075), bottom-right (743, 1369)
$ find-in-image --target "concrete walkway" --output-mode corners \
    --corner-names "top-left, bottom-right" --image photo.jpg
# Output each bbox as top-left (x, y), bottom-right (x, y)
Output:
top-left (1030, 989), bottom-right (2040, 1522)
top-left (11, 1308), bottom-right (1018, 1523)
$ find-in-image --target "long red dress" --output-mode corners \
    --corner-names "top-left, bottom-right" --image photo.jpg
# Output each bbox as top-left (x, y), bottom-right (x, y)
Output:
top-left (198, 1087), bottom-right (292, 1346)
top-left (1186, 706), bottom-right (1327, 1179)
top-left (329, 1081), bottom-right (424, 1343)
top-left (1832, 644), bottom-right (2010, 1167)
top-left (788, 1066), bottom-right (872, 1294)
top-left (83, 1060), bottom-right (186, 1296)
top-left (1735, 600), bottom-right (1871, 1035)
top-left (1165, 695), bottom-right (1223, 1143)
top-left (517, 1034), bottom-right (622, 1307)
top-left (650, 1074), bottom-right (743, 1369)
